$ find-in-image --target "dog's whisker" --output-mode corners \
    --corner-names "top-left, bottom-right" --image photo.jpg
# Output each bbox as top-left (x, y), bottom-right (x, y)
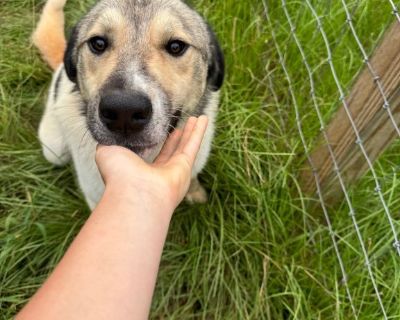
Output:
top-left (79, 128), bottom-right (91, 151)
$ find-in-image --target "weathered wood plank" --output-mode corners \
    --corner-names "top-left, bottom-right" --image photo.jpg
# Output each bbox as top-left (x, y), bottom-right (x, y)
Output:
top-left (301, 21), bottom-right (400, 202)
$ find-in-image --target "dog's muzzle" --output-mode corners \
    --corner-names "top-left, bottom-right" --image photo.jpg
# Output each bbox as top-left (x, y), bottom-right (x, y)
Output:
top-left (99, 90), bottom-right (153, 135)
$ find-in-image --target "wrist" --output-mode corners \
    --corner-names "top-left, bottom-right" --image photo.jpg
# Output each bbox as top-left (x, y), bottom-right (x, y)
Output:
top-left (102, 182), bottom-right (176, 220)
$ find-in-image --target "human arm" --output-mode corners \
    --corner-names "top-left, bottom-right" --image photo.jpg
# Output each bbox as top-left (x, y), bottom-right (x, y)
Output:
top-left (16, 116), bottom-right (208, 320)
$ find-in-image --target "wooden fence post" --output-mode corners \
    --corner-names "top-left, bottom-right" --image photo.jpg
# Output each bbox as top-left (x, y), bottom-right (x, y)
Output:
top-left (301, 21), bottom-right (400, 202)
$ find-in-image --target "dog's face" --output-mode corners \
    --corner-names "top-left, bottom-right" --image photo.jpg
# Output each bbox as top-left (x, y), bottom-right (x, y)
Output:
top-left (64, 0), bottom-right (223, 156)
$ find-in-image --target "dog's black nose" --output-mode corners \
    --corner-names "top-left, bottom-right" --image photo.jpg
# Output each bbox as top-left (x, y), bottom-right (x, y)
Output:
top-left (99, 91), bottom-right (152, 134)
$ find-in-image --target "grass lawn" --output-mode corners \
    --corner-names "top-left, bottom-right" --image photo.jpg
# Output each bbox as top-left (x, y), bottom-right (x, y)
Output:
top-left (1, 0), bottom-right (400, 318)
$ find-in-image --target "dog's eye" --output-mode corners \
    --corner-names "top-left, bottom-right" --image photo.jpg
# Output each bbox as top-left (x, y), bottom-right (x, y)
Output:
top-left (166, 40), bottom-right (188, 57)
top-left (88, 36), bottom-right (108, 54)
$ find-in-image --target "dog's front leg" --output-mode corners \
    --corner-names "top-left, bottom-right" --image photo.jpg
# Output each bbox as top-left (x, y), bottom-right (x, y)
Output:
top-left (38, 66), bottom-right (74, 166)
top-left (38, 105), bottom-right (71, 166)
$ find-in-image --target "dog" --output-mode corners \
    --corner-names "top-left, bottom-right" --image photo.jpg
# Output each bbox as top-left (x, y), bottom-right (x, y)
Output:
top-left (33, 0), bottom-right (224, 209)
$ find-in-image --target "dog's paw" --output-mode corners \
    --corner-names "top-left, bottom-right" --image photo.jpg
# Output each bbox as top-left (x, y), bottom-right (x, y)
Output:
top-left (185, 178), bottom-right (208, 204)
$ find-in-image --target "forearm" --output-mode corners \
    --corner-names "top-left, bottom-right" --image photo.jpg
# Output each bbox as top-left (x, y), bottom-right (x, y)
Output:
top-left (17, 186), bottom-right (173, 320)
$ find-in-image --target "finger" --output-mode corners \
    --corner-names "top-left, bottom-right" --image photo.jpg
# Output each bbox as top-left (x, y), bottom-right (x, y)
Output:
top-left (154, 129), bottom-right (183, 164)
top-left (173, 116), bottom-right (198, 155)
top-left (96, 144), bottom-right (141, 167)
top-left (95, 144), bottom-right (107, 163)
top-left (95, 144), bottom-right (120, 183)
top-left (181, 115), bottom-right (208, 166)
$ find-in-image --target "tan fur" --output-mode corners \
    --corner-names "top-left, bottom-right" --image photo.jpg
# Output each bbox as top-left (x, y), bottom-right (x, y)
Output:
top-left (146, 12), bottom-right (207, 112)
top-left (75, 7), bottom-right (206, 112)
top-left (79, 9), bottom-right (129, 98)
top-left (32, 0), bottom-right (67, 70)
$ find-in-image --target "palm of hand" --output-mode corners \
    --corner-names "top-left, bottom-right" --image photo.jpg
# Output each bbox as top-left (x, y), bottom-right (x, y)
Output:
top-left (95, 116), bottom-right (208, 211)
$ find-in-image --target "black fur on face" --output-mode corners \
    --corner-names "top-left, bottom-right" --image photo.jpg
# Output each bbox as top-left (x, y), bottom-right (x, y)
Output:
top-left (206, 25), bottom-right (225, 92)
top-left (64, 25), bottom-right (79, 83)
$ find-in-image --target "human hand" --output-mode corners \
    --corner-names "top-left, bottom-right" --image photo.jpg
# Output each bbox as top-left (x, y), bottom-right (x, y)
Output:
top-left (95, 116), bottom-right (208, 212)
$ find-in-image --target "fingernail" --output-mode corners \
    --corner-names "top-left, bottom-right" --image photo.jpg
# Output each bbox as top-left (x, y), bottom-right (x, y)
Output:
top-left (198, 115), bottom-right (208, 124)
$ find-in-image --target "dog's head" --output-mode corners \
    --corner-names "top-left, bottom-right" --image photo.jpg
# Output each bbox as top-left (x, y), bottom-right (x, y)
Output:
top-left (64, 0), bottom-right (224, 156)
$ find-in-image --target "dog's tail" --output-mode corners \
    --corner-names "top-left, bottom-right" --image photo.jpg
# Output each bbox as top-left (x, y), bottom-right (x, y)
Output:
top-left (32, 0), bottom-right (67, 70)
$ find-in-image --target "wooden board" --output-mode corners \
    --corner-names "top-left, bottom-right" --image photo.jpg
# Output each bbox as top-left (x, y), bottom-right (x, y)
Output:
top-left (301, 21), bottom-right (400, 203)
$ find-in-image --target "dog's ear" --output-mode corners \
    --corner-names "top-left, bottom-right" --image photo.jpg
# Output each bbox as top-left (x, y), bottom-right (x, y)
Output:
top-left (64, 26), bottom-right (79, 82)
top-left (207, 25), bottom-right (225, 91)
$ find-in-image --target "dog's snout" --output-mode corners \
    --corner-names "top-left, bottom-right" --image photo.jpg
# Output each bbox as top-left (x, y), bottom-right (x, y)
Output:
top-left (99, 91), bottom-right (152, 134)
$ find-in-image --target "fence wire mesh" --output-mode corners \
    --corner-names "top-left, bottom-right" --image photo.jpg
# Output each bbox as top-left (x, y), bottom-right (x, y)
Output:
top-left (263, 0), bottom-right (400, 318)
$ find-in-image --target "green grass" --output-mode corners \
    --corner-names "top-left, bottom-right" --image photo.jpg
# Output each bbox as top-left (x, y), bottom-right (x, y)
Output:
top-left (1, 0), bottom-right (400, 318)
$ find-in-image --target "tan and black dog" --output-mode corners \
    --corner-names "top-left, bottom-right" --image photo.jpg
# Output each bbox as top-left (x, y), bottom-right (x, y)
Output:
top-left (33, 0), bottom-right (224, 209)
